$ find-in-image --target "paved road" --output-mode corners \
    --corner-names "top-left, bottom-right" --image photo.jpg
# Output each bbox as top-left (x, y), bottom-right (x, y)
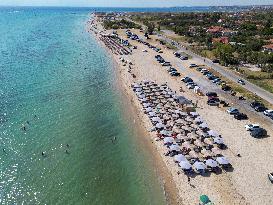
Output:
top-left (159, 35), bottom-right (273, 105)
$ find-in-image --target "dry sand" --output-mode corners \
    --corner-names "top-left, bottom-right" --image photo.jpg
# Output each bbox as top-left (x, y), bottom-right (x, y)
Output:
top-left (87, 15), bottom-right (273, 205)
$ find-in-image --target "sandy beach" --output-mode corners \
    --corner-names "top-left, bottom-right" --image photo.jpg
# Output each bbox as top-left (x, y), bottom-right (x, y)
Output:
top-left (87, 14), bottom-right (273, 205)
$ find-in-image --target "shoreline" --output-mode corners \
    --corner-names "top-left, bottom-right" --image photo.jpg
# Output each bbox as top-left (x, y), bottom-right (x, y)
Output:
top-left (86, 16), bottom-right (182, 205)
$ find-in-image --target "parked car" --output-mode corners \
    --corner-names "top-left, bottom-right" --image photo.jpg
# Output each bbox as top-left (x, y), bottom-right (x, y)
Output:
top-left (180, 56), bottom-right (188, 60)
top-left (237, 79), bottom-right (245, 85)
top-left (161, 62), bottom-right (171, 66)
top-left (174, 52), bottom-right (181, 58)
top-left (227, 107), bottom-right (239, 115)
top-left (167, 67), bottom-right (177, 72)
top-left (212, 78), bottom-right (221, 83)
top-left (170, 71), bottom-right (181, 76)
top-left (250, 128), bottom-right (267, 138)
top-left (250, 101), bottom-right (264, 108)
top-left (200, 69), bottom-right (208, 73)
top-left (245, 124), bottom-right (260, 131)
top-left (234, 113), bottom-right (248, 120)
top-left (255, 105), bottom-right (267, 112)
top-left (181, 77), bottom-right (193, 83)
top-left (212, 59), bottom-right (220, 63)
top-left (189, 64), bottom-right (197, 68)
top-left (206, 92), bottom-right (218, 97)
top-left (222, 85), bottom-right (232, 91)
top-left (207, 99), bottom-right (220, 106)
top-left (264, 110), bottom-right (273, 117)
top-left (196, 67), bottom-right (202, 72)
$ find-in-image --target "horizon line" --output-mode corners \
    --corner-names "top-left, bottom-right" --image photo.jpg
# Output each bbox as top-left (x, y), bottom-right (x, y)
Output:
top-left (0, 4), bottom-right (273, 9)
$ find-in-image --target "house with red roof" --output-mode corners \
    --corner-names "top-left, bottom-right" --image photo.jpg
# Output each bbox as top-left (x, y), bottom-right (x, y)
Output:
top-left (262, 44), bottom-right (273, 53)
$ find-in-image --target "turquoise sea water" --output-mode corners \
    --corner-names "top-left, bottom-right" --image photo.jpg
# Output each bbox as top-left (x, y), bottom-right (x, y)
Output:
top-left (0, 8), bottom-right (166, 204)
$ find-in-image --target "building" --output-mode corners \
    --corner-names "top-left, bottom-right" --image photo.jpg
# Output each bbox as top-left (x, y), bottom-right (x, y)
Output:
top-left (206, 26), bottom-right (224, 34)
top-left (262, 44), bottom-right (273, 53)
top-left (212, 37), bottom-right (229, 44)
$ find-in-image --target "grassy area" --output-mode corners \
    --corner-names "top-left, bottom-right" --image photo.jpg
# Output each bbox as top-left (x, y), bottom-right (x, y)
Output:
top-left (201, 50), bottom-right (216, 59)
top-left (238, 67), bottom-right (273, 94)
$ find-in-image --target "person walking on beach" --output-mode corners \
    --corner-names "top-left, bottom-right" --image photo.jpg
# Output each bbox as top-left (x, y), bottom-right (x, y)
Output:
top-left (187, 176), bottom-right (191, 184)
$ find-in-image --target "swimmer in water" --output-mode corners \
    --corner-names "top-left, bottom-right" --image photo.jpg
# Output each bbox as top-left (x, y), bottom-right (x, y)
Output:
top-left (3, 148), bottom-right (6, 153)
top-left (42, 152), bottom-right (46, 156)
top-left (66, 144), bottom-right (70, 148)
top-left (65, 150), bottom-right (69, 154)
top-left (111, 137), bottom-right (117, 144)
top-left (21, 125), bottom-right (26, 132)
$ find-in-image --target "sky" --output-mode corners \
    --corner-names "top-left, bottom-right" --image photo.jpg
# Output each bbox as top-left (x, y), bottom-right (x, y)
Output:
top-left (0, 0), bottom-right (273, 7)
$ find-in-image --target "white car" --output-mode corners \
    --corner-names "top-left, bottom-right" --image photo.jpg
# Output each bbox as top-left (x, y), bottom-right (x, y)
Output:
top-left (245, 124), bottom-right (260, 131)
top-left (264, 110), bottom-right (273, 117)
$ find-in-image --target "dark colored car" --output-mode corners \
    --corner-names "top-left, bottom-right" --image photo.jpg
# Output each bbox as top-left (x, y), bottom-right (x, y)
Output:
top-left (254, 106), bottom-right (267, 112)
top-left (196, 67), bottom-right (202, 72)
top-left (181, 77), bottom-right (193, 83)
top-left (170, 71), bottom-right (181, 76)
top-left (250, 101), bottom-right (264, 108)
top-left (212, 59), bottom-right (220, 63)
top-left (234, 113), bottom-right (248, 120)
top-left (206, 92), bottom-right (218, 97)
top-left (222, 86), bottom-right (232, 91)
top-left (250, 128), bottom-right (267, 138)
top-left (207, 99), bottom-right (220, 106)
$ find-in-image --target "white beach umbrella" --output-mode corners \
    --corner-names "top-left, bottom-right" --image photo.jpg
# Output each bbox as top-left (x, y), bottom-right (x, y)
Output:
top-left (132, 83), bottom-right (140, 88)
top-left (176, 119), bottom-right (184, 124)
top-left (213, 137), bottom-right (224, 145)
top-left (140, 98), bottom-right (148, 102)
top-left (143, 103), bottom-right (151, 108)
top-left (169, 144), bottom-right (181, 152)
top-left (152, 117), bottom-right (161, 122)
top-left (199, 123), bottom-right (208, 129)
top-left (136, 91), bottom-right (143, 95)
top-left (148, 112), bottom-right (156, 117)
top-left (179, 161), bottom-right (192, 170)
top-left (205, 159), bottom-right (218, 168)
top-left (138, 94), bottom-right (145, 99)
top-left (160, 130), bottom-right (170, 136)
top-left (135, 88), bottom-right (142, 92)
top-left (193, 161), bottom-right (206, 170)
top-left (216, 157), bottom-right (230, 165)
top-left (145, 107), bottom-right (153, 112)
top-left (174, 154), bottom-right (187, 163)
top-left (190, 112), bottom-right (198, 117)
top-left (194, 117), bottom-right (204, 123)
top-left (155, 123), bottom-right (164, 129)
top-left (208, 130), bottom-right (219, 137)
top-left (163, 137), bottom-right (174, 144)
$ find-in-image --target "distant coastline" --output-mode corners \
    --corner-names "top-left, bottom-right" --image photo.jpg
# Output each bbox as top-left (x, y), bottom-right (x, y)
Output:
top-left (1, 5), bottom-right (272, 13)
